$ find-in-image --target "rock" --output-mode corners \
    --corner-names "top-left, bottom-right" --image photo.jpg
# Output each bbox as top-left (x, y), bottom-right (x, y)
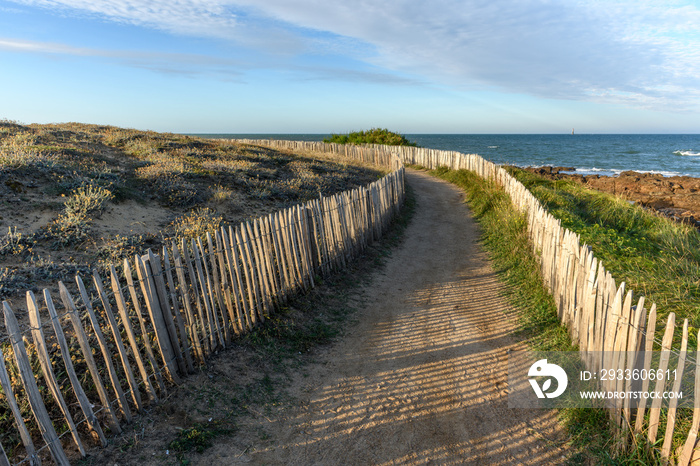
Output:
top-left (523, 166), bottom-right (700, 230)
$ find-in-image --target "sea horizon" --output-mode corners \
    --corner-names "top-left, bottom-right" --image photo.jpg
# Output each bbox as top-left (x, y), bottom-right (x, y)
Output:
top-left (189, 133), bottom-right (700, 178)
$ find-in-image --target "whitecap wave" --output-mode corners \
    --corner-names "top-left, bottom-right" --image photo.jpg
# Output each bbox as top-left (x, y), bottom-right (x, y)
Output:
top-left (673, 150), bottom-right (700, 156)
top-left (562, 167), bottom-right (684, 178)
top-left (505, 164), bottom-right (687, 178)
top-left (560, 167), bottom-right (620, 177)
top-left (635, 169), bottom-right (684, 177)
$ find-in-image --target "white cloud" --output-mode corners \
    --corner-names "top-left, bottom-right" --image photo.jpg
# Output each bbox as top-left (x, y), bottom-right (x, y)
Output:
top-left (8, 0), bottom-right (700, 110)
top-left (230, 0), bottom-right (700, 109)
top-left (0, 37), bottom-right (246, 78)
top-left (11, 0), bottom-right (238, 36)
top-left (0, 37), bottom-right (418, 86)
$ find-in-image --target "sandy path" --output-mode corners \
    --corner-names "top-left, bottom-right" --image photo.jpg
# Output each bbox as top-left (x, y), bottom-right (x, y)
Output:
top-left (218, 169), bottom-right (570, 464)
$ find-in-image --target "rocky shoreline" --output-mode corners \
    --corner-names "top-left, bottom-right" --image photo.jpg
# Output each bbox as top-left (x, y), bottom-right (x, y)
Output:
top-left (522, 166), bottom-right (700, 228)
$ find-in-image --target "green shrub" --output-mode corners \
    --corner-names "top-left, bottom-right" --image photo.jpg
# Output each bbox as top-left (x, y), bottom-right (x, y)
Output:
top-left (50, 184), bottom-right (113, 245)
top-left (323, 128), bottom-right (417, 146)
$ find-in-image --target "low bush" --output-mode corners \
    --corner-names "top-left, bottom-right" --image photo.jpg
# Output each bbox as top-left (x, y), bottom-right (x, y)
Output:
top-left (324, 128), bottom-right (417, 146)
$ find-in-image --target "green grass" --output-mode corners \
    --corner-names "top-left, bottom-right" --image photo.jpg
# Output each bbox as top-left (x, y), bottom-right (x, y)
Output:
top-left (426, 166), bottom-right (666, 464)
top-left (169, 419), bottom-right (235, 464)
top-left (323, 128), bottom-right (418, 146)
top-left (507, 166), bottom-right (700, 348)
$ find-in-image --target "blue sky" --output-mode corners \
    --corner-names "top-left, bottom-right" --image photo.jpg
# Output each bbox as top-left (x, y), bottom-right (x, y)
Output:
top-left (1, 0), bottom-right (700, 134)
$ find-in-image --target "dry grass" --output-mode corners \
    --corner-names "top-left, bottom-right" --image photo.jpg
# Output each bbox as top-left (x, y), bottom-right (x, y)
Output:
top-left (0, 121), bottom-right (382, 305)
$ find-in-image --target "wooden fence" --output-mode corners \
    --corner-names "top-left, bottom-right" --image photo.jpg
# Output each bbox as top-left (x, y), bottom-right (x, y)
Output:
top-left (253, 141), bottom-right (700, 462)
top-left (2, 137), bottom-right (699, 464)
top-left (0, 144), bottom-right (404, 465)
top-left (388, 143), bottom-right (700, 464)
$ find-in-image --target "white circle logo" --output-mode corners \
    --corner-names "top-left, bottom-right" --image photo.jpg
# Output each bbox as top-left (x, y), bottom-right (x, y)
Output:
top-left (528, 359), bottom-right (568, 399)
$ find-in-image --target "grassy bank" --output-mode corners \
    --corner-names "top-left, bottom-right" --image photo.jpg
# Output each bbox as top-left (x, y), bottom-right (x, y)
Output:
top-left (426, 166), bottom-right (665, 464)
top-left (507, 166), bottom-right (700, 347)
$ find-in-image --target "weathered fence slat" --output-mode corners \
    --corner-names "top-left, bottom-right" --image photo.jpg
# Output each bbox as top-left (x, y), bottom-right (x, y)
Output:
top-left (648, 312), bottom-right (676, 443)
top-left (0, 318), bottom-right (40, 465)
top-left (172, 241), bottom-right (206, 363)
top-left (661, 318), bottom-right (688, 460)
top-left (678, 329), bottom-right (700, 466)
top-left (0, 441), bottom-right (10, 466)
top-left (147, 251), bottom-right (187, 375)
top-left (236, 225), bottom-right (261, 325)
top-left (181, 239), bottom-right (211, 357)
top-left (205, 233), bottom-right (229, 345)
top-left (76, 275), bottom-right (133, 423)
top-left (123, 259), bottom-right (167, 394)
top-left (214, 230), bottom-right (237, 339)
top-left (109, 265), bottom-right (157, 403)
top-left (58, 282), bottom-right (121, 431)
top-left (135, 255), bottom-right (181, 385)
top-left (246, 220), bottom-right (270, 316)
top-left (44, 289), bottom-right (107, 446)
top-left (269, 214), bottom-right (291, 300)
top-left (26, 291), bottom-right (85, 456)
top-left (260, 217), bottom-right (281, 305)
top-left (263, 215), bottom-right (283, 302)
top-left (222, 227), bottom-right (249, 333)
top-left (230, 226), bottom-right (254, 330)
top-left (634, 304), bottom-right (657, 434)
top-left (92, 272), bottom-right (142, 411)
top-left (622, 296), bottom-right (646, 437)
top-left (3, 302), bottom-right (71, 466)
top-left (192, 239), bottom-right (216, 342)
top-left (162, 247), bottom-right (194, 372)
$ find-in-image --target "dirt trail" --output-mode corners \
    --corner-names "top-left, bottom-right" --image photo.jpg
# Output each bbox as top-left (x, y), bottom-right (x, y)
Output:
top-left (201, 169), bottom-right (570, 465)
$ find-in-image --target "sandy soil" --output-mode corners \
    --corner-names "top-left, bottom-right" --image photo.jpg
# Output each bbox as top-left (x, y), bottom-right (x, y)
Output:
top-left (92, 169), bottom-right (571, 465)
top-left (199, 170), bottom-right (569, 465)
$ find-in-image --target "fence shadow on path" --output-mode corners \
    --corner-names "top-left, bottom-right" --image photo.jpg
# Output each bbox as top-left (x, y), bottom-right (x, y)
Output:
top-left (251, 170), bottom-right (569, 465)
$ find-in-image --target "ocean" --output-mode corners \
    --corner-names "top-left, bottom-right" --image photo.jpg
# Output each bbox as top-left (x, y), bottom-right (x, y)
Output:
top-left (194, 134), bottom-right (700, 178)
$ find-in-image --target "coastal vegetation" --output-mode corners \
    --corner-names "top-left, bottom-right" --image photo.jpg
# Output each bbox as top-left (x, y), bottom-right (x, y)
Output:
top-left (0, 121), bottom-right (382, 303)
top-left (0, 121), bottom-right (411, 463)
top-left (323, 128), bottom-right (417, 146)
top-left (508, 166), bottom-right (700, 347)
